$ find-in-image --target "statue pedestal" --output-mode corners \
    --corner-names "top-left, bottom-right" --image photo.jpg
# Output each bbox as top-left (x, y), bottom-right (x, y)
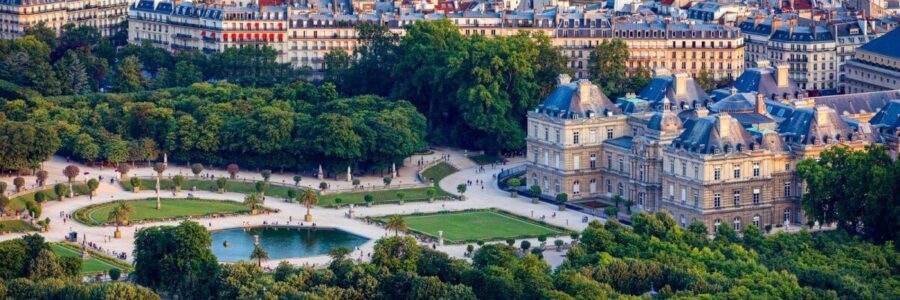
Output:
top-left (438, 230), bottom-right (444, 246)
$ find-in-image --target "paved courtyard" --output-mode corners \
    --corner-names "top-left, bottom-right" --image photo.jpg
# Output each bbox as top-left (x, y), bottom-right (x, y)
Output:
top-left (0, 148), bottom-right (602, 269)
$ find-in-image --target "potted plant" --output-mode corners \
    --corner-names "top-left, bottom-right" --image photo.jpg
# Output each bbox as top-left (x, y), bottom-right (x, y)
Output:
top-left (129, 177), bottom-right (141, 193)
top-left (426, 188), bottom-right (436, 203)
top-left (529, 185), bottom-right (541, 204)
top-left (216, 178), bottom-right (227, 193)
top-left (397, 192), bottom-right (405, 205)
top-left (173, 175), bottom-right (185, 195)
top-left (457, 184), bottom-right (467, 201)
top-left (364, 194), bottom-right (374, 207)
top-left (86, 178), bottom-right (99, 199)
top-left (556, 193), bottom-right (568, 211)
top-left (506, 178), bottom-right (521, 198)
top-left (245, 193), bottom-right (263, 215)
top-left (335, 198), bottom-right (343, 208)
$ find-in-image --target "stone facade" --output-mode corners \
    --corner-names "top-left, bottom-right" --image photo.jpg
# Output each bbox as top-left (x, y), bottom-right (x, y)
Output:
top-left (0, 0), bottom-right (129, 39)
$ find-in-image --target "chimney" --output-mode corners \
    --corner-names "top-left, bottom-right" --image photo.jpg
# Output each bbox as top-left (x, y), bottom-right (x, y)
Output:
top-left (577, 79), bottom-right (592, 102)
top-left (814, 105), bottom-right (831, 123)
top-left (557, 74), bottom-right (571, 86)
top-left (674, 72), bottom-right (688, 97)
top-left (717, 113), bottom-right (732, 135)
top-left (756, 59), bottom-right (770, 68)
top-left (775, 64), bottom-right (790, 88)
top-left (755, 92), bottom-right (767, 115)
top-left (696, 107), bottom-right (709, 118)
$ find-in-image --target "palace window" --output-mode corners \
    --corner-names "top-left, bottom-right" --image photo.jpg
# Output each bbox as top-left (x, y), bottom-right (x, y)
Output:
top-left (607, 179), bottom-right (612, 193)
top-left (573, 131), bottom-right (580, 144)
top-left (784, 182), bottom-right (791, 197)
top-left (733, 217), bottom-right (741, 231)
top-left (589, 179), bottom-right (597, 193)
top-left (681, 161), bottom-right (686, 176)
top-left (607, 128), bottom-right (613, 139)
top-left (590, 154), bottom-right (597, 169)
top-left (555, 129), bottom-right (561, 143)
top-left (617, 183), bottom-right (624, 196)
top-left (733, 190), bottom-right (741, 206)
top-left (753, 163), bottom-right (760, 177)
top-left (574, 155), bottom-right (580, 170)
top-left (783, 208), bottom-right (791, 223)
top-left (753, 215), bottom-right (760, 228)
top-left (714, 193), bottom-right (721, 208)
top-left (692, 189), bottom-right (699, 207)
top-left (734, 167), bottom-right (741, 179)
top-left (573, 180), bottom-right (581, 194)
top-left (714, 167), bottom-right (721, 180)
top-left (753, 189), bottom-right (760, 204)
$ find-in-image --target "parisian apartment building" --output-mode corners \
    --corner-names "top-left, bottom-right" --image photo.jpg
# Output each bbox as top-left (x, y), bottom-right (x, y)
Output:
top-left (0, 0), bottom-right (129, 39)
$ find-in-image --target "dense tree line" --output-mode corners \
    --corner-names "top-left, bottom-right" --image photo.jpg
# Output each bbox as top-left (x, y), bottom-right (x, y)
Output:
top-left (326, 20), bottom-right (569, 154)
top-left (1, 81), bottom-right (424, 174)
top-left (0, 22), bottom-right (305, 99)
top-left (797, 145), bottom-right (900, 246)
top-left (0, 235), bottom-right (158, 299)
top-left (133, 217), bottom-right (898, 299)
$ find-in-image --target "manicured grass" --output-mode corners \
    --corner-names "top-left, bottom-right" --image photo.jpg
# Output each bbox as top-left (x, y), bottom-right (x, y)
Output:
top-left (384, 209), bottom-right (564, 243)
top-left (469, 154), bottom-right (506, 165)
top-left (0, 220), bottom-right (37, 233)
top-left (10, 183), bottom-right (90, 211)
top-left (73, 198), bottom-right (255, 226)
top-left (121, 178), bottom-right (298, 199)
top-left (318, 187), bottom-right (453, 207)
top-left (51, 243), bottom-right (130, 275)
top-left (420, 162), bottom-right (458, 184)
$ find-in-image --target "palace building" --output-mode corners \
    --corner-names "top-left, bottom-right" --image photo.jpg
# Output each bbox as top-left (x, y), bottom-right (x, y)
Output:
top-left (526, 70), bottom-right (899, 234)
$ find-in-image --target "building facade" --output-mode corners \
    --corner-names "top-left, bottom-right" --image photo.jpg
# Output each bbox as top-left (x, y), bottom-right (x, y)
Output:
top-left (127, 1), bottom-right (744, 78)
top-left (0, 0), bottom-right (129, 39)
top-left (526, 70), bottom-right (898, 234)
top-left (843, 27), bottom-right (900, 93)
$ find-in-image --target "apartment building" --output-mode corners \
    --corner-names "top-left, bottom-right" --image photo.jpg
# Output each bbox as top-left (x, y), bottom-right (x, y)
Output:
top-left (0, 0), bottom-right (128, 39)
top-left (843, 27), bottom-right (900, 93)
top-left (740, 15), bottom-right (883, 94)
top-left (127, 1), bottom-right (744, 79)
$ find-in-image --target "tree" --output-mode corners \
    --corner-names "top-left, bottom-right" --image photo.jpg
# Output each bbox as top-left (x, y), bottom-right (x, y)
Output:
top-left (116, 164), bottom-right (130, 179)
top-left (334, 198), bottom-right (343, 207)
top-left (250, 244), bottom-right (269, 267)
top-left (299, 189), bottom-right (318, 221)
top-left (107, 202), bottom-right (135, 232)
top-left (292, 175), bottom-right (301, 186)
top-left (244, 193), bottom-right (263, 211)
top-left (13, 177), bottom-right (25, 193)
top-left (129, 177), bottom-right (142, 192)
top-left (170, 60), bottom-right (202, 87)
top-left (324, 48), bottom-right (351, 94)
top-left (133, 221), bottom-right (218, 298)
top-left (588, 39), bottom-right (629, 98)
top-left (695, 69), bottom-right (716, 92)
top-left (396, 192), bottom-right (405, 203)
top-left (286, 189), bottom-right (298, 203)
top-left (261, 169), bottom-right (272, 182)
top-left (520, 240), bottom-right (531, 251)
top-left (24, 21), bottom-right (56, 49)
top-left (35, 170), bottom-right (48, 186)
top-left (54, 50), bottom-right (89, 94)
top-left (318, 181), bottom-right (328, 190)
top-left (383, 176), bottom-right (392, 186)
top-left (86, 178), bottom-right (99, 199)
top-left (108, 268), bottom-right (122, 281)
top-left (152, 162), bottom-right (166, 210)
top-left (27, 249), bottom-right (62, 279)
top-left (0, 182), bottom-right (6, 195)
top-left (255, 181), bottom-right (267, 199)
top-left (113, 55), bottom-right (145, 92)
top-left (624, 198), bottom-right (635, 214)
top-left (385, 215), bottom-right (407, 236)
top-left (62, 165), bottom-right (80, 182)
top-left (352, 178), bottom-right (360, 189)
top-left (457, 184), bottom-right (467, 195)
top-left (53, 184), bottom-right (67, 201)
top-left (227, 164), bottom-right (239, 179)
top-left (0, 122), bottom-right (61, 171)
top-left (604, 206), bottom-right (619, 218)
top-left (554, 239), bottom-right (564, 251)
top-left (190, 163), bottom-right (203, 177)
top-left (24, 200), bottom-right (40, 218)
top-left (33, 191), bottom-right (45, 203)
top-left (426, 188), bottom-right (436, 201)
top-left (364, 194), bottom-right (374, 206)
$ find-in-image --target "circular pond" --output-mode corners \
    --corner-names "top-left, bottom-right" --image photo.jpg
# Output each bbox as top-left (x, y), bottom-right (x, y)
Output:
top-left (210, 227), bottom-right (368, 262)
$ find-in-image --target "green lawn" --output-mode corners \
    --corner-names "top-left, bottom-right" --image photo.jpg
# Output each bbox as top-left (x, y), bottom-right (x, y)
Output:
top-left (10, 183), bottom-right (90, 211)
top-left (0, 220), bottom-right (37, 233)
top-left (468, 154), bottom-right (506, 165)
top-left (319, 187), bottom-right (452, 207)
top-left (121, 178), bottom-right (299, 199)
top-left (74, 198), bottom-right (255, 226)
top-left (420, 162), bottom-right (458, 184)
top-left (387, 210), bottom-right (563, 243)
top-left (51, 243), bottom-right (129, 275)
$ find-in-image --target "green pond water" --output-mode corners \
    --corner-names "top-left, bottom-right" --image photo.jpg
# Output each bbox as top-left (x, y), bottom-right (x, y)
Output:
top-left (210, 227), bottom-right (368, 262)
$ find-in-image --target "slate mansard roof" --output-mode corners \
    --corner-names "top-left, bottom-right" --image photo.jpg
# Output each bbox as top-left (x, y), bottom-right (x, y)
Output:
top-left (857, 27), bottom-right (900, 60)
top-left (536, 76), bottom-right (621, 119)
